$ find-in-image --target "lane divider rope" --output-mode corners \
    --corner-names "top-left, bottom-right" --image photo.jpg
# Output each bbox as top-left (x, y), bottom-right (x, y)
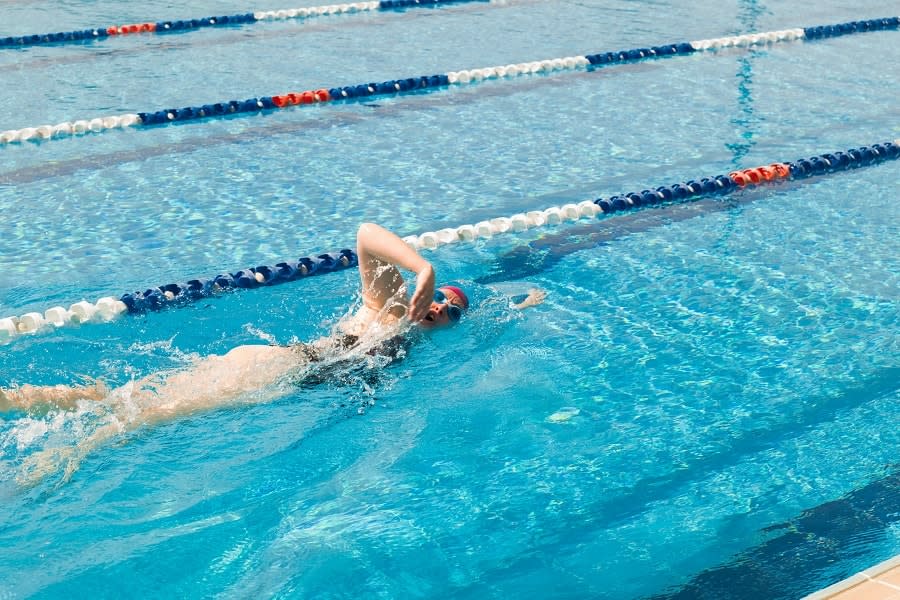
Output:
top-left (1, 139), bottom-right (896, 344)
top-left (0, 0), bottom-right (487, 49)
top-left (1, 16), bottom-right (897, 146)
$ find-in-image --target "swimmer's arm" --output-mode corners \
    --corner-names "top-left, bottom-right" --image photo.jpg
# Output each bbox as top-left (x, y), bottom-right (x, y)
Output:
top-left (356, 223), bottom-right (435, 322)
top-left (511, 288), bottom-right (547, 310)
top-left (0, 380), bottom-right (108, 416)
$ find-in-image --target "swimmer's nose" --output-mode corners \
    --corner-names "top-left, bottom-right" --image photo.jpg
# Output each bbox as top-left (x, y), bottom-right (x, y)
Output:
top-left (434, 304), bottom-right (451, 321)
top-left (424, 302), bottom-right (444, 322)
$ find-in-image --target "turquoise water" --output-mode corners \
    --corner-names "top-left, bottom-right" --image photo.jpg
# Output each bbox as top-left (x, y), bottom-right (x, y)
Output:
top-left (1, 0), bottom-right (899, 598)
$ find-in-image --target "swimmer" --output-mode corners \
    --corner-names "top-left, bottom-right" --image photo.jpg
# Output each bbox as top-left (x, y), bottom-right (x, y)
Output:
top-left (1, 223), bottom-right (544, 483)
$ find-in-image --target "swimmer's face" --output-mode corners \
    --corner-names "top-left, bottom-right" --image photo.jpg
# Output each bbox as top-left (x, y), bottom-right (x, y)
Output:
top-left (419, 287), bottom-right (467, 330)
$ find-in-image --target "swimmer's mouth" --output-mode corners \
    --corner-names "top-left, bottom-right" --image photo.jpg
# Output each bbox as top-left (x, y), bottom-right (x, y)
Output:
top-left (424, 313), bottom-right (435, 322)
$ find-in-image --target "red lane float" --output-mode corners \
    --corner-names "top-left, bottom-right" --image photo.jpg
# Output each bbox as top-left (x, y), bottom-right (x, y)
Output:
top-left (106, 23), bottom-right (157, 35)
top-left (729, 162), bottom-right (791, 187)
top-left (271, 89), bottom-right (332, 108)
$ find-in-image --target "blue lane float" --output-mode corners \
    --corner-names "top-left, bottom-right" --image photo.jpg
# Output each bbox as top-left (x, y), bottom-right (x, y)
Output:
top-left (0, 0), bottom-right (487, 49)
top-left (120, 249), bottom-right (358, 313)
top-left (3, 16), bottom-right (898, 147)
top-left (802, 18), bottom-right (900, 39)
top-left (2, 138), bottom-right (896, 346)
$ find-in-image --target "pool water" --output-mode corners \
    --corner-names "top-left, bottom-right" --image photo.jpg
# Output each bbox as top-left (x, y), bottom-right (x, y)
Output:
top-left (1, 0), bottom-right (898, 598)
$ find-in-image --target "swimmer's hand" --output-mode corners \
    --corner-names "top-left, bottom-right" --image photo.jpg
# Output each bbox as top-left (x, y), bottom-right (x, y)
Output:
top-left (512, 288), bottom-right (546, 310)
top-left (408, 264), bottom-right (436, 322)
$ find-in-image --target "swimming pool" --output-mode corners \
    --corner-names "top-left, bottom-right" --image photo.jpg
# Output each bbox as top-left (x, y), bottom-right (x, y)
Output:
top-left (1, 0), bottom-right (898, 597)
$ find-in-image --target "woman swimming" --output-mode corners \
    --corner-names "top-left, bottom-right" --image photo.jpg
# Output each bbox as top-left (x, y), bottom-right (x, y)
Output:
top-left (1, 223), bottom-right (543, 484)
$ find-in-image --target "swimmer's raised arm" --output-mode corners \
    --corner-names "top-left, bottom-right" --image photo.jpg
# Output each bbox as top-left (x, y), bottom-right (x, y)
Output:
top-left (356, 223), bottom-right (435, 322)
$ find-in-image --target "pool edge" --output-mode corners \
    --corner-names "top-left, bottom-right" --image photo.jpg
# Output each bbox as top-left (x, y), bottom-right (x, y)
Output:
top-left (803, 554), bottom-right (900, 599)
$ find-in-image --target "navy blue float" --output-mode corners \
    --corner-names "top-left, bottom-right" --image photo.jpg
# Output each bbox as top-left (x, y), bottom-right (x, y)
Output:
top-left (803, 17), bottom-right (899, 39)
top-left (121, 250), bottom-right (357, 313)
top-left (134, 74), bottom-right (451, 127)
top-left (155, 14), bottom-right (256, 33)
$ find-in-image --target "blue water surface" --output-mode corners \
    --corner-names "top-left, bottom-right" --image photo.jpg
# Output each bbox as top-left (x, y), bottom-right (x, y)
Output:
top-left (0, 0), bottom-right (898, 598)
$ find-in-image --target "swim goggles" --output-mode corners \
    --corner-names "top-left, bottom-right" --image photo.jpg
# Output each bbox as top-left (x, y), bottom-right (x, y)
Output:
top-left (434, 289), bottom-right (463, 322)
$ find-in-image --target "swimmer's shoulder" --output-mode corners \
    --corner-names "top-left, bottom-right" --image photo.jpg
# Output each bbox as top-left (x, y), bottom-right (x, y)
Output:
top-left (341, 302), bottom-right (406, 337)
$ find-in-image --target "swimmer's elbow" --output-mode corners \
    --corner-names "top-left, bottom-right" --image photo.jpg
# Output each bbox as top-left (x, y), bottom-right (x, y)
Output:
top-left (357, 223), bottom-right (381, 249)
top-left (358, 222), bottom-right (380, 237)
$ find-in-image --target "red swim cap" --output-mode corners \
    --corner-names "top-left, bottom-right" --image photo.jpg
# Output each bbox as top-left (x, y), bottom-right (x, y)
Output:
top-left (439, 285), bottom-right (469, 310)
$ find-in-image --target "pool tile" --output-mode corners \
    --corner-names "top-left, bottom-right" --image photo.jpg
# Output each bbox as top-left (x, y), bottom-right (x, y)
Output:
top-left (811, 559), bottom-right (900, 600)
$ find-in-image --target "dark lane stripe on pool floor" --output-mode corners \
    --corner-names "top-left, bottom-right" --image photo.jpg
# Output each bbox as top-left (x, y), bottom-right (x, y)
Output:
top-left (650, 457), bottom-right (900, 599)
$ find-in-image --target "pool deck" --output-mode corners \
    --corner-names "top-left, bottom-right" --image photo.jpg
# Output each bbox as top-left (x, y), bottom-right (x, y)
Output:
top-left (805, 555), bottom-right (900, 600)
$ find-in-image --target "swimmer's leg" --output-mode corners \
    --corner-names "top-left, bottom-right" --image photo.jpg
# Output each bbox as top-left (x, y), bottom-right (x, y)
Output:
top-left (16, 420), bottom-right (124, 488)
top-left (0, 381), bottom-right (108, 414)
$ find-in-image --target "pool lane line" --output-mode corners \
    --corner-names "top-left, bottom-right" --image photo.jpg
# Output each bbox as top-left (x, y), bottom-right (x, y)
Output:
top-left (0, 0), bottom-right (488, 49)
top-left (401, 140), bottom-right (900, 251)
top-left (1, 139), bottom-right (896, 344)
top-left (1, 16), bottom-right (897, 147)
top-left (0, 250), bottom-right (360, 344)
